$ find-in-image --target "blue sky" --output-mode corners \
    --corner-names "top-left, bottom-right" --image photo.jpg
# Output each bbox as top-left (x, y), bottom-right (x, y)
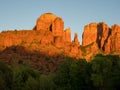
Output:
top-left (0, 0), bottom-right (120, 42)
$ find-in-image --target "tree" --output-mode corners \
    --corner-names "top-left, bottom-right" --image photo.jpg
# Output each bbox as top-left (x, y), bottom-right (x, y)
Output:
top-left (54, 57), bottom-right (74, 90)
top-left (39, 74), bottom-right (56, 90)
top-left (107, 55), bottom-right (120, 90)
top-left (90, 55), bottom-right (113, 90)
top-left (12, 65), bottom-right (39, 90)
top-left (69, 59), bottom-right (92, 90)
top-left (0, 61), bottom-right (13, 90)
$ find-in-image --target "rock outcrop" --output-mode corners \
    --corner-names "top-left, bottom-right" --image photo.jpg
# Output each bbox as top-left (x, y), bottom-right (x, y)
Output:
top-left (52, 17), bottom-right (64, 37)
top-left (82, 23), bottom-right (98, 46)
top-left (34, 13), bottom-right (64, 36)
top-left (82, 22), bottom-right (120, 55)
top-left (105, 24), bottom-right (120, 53)
top-left (0, 12), bottom-right (120, 62)
top-left (73, 33), bottom-right (80, 46)
top-left (97, 22), bottom-right (110, 50)
top-left (35, 13), bottom-right (57, 31)
top-left (110, 24), bottom-right (120, 52)
top-left (64, 28), bottom-right (71, 43)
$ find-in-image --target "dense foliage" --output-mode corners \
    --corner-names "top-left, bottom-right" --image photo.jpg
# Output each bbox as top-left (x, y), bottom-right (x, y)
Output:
top-left (0, 54), bottom-right (120, 90)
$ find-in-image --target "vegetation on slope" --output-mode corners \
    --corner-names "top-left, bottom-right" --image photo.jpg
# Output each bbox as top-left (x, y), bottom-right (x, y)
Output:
top-left (0, 54), bottom-right (120, 90)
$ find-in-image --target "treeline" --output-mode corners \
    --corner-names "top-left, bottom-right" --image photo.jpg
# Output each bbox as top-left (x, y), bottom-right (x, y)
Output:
top-left (0, 54), bottom-right (120, 90)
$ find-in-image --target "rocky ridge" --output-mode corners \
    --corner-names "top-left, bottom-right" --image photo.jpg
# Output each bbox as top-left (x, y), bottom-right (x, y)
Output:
top-left (0, 13), bottom-right (120, 62)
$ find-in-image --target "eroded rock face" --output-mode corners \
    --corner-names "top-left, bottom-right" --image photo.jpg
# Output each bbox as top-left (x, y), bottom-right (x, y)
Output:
top-left (110, 24), bottom-right (120, 52)
top-left (54, 36), bottom-right (64, 48)
top-left (35, 13), bottom-right (64, 37)
top-left (36, 13), bottom-right (57, 31)
top-left (104, 25), bottom-right (120, 53)
top-left (52, 17), bottom-right (64, 37)
top-left (64, 28), bottom-right (71, 43)
top-left (82, 22), bottom-right (120, 55)
top-left (96, 22), bottom-right (110, 50)
top-left (82, 23), bottom-right (98, 46)
top-left (73, 33), bottom-right (80, 46)
top-left (0, 12), bottom-right (120, 62)
top-left (34, 13), bottom-right (66, 46)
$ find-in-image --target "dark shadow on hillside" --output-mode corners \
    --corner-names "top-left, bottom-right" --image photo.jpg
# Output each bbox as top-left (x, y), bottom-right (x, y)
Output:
top-left (0, 46), bottom-right (65, 74)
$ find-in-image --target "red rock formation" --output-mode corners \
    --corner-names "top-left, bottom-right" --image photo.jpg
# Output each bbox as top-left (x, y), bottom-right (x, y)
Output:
top-left (0, 12), bottom-right (120, 61)
top-left (64, 28), bottom-right (71, 43)
top-left (54, 36), bottom-right (64, 48)
top-left (82, 23), bottom-right (98, 46)
top-left (82, 22), bottom-right (120, 55)
top-left (35, 13), bottom-right (64, 37)
top-left (73, 33), bottom-right (80, 46)
top-left (109, 24), bottom-right (120, 52)
top-left (36, 13), bottom-right (57, 31)
top-left (70, 43), bottom-right (79, 57)
top-left (52, 17), bottom-right (64, 37)
top-left (34, 13), bottom-right (65, 48)
top-left (97, 22), bottom-right (110, 50)
top-left (104, 25), bottom-right (120, 53)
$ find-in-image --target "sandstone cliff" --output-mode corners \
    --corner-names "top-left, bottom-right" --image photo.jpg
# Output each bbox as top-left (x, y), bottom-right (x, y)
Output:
top-left (82, 22), bottom-right (120, 56)
top-left (0, 12), bottom-right (120, 62)
top-left (0, 13), bottom-right (80, 60)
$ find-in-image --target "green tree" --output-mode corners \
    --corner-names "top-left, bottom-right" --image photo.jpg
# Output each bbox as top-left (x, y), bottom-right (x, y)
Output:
top-left (69, 59), bottom-right (92, 90)
top-left (0, 61), bottom-right (13, 90)
top-left (12, 65), bottom-right (39, 90)
top-left (107, 55), bottom-right (120, 90)
top-left (54, 57), bottom-right (74, 90)
top-left (23, 76), bottom-right (39, 90)
top-left (90, 55), bottom-right (113, 90)
top-left (39, 74), bottom-right (56, 90)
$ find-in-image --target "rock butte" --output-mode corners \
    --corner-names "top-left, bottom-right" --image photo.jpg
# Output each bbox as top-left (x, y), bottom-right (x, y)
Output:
top-left (0, 13), bottom-right (120, 61)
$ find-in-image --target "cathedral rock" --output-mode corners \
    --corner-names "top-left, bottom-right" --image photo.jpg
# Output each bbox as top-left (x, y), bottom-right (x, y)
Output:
top-left (0, 13), bottom-right (120, 62)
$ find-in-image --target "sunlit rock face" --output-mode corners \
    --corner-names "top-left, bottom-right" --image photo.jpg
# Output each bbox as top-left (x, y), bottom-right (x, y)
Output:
top-left (82, 22), bottom-right (120, 55)
top-left (82, 23), bottom-right (98, 46)
top-left (0, 12), bottom-right (120, 63)
top-left (104, 24), bottom-right (120, 53)
top-left (110, 24), bottom-right (120, 52)
top-left (52, 17), bottom-right (64, 37)
top-left (36, 13), bottom-right (57, 31)
top-left (35, 13), bottom-right (64, 37)
top-left (73, 33), bottom-right (80, 46)
top-left (64, 28), bottom-right (71, 43)
top-left (33, 13), bottom-right (73, 47)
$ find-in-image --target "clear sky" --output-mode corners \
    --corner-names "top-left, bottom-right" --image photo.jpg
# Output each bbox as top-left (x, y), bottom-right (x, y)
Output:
top-left (0, 0), bottom-right (120, 42)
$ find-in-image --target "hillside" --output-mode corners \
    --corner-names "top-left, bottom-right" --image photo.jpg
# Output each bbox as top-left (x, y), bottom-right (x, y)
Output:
top-left (0, 13), bottom-right (120, 72)
top-left (0, 13), bottom-right (120, 90)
